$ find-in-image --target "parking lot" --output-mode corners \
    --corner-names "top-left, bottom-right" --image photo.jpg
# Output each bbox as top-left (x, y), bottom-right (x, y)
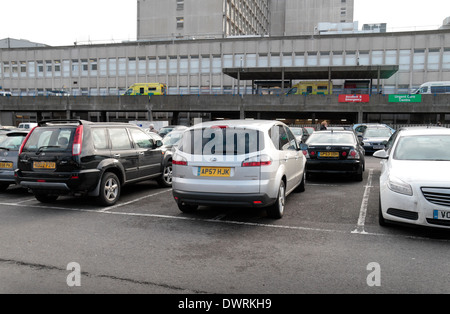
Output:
top-left (0, 156), bottom-right (449, 294)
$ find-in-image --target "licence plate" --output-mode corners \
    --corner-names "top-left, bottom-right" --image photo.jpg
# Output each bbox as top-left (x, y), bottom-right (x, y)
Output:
top-left (319, 152), bottom-right (339, 158)
top-left (33, 161), bottom-right (56, 170)
top-left (198, 167), bottom-right (231, 177)
top-left (433, 210), bottom-right (450, 220)
top-left (0, 162), bottom-right (13, 169)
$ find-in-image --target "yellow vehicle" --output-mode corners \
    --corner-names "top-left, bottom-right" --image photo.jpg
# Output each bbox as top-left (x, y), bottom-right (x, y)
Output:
top-left (287, 81), bottom-right (333, 95)
top-left (123, 83), bottom-right (167, 96)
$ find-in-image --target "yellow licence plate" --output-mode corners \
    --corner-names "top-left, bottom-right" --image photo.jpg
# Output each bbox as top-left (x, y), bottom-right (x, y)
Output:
top-left (0, 162), bottom-right (13, 169)
top-left (199, 167), bottom-right (231, 177)
top-left (319, 152), bottom-right (339, 158)
top-left (33, 161), bottom-right (56, 169)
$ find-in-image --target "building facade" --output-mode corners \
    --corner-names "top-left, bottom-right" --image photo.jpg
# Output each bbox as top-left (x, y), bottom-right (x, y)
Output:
top-left (1, 29), bottom-right (450, 97)
top-left (136, 0), bottom-right (354, 40)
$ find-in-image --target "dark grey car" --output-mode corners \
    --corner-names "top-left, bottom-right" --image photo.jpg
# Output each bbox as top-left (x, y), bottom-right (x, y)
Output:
top-left (0, 130), bottom-right (30, 191)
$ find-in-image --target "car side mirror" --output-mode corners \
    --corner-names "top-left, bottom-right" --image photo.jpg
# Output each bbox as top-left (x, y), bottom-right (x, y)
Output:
top-left (373, 150), bottom-right (389, 159)
top-left (156, 140), bottom-right (163, 148)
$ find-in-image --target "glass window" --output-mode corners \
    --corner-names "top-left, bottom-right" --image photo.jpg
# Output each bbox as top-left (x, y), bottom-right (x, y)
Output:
top-left (427, 49), bottom-right (440, 71)
top-left (158, 57), bottom-right (167, 75)
top-left (118, 58), bottom-right (127, 76)
top-left (345, 52), bottom-right (356, 65)
top-left (128, 57), bottom-right (136, 76)
top-left (201, 56), bottom-right (210, 73)
top-left (371, 51), bottom-right (383, 65)
top-left (108, 128), bottom-right (132, 150)
top-left (130, 128), bottom-right (154, 149)
top-left (148, 58), bottom-right (157, 75)
top-left (28, 61), bottom-right (35, 77)
top-left (385, 50), bottom-right (397, 65)
top-left (109, 58), bottom-right (117, 76)
top-left (306, 52), bottom-right (317, 66)
top-left (413, 50), bottom-right (425, 71)
top-left (189, 56), bottom-right (198, 74)
top-left (294, 53), bottom-right (305, 66)
top-left (92, 128), bottom-right (109, 150)
top-left (399, 50), bottom-right (411, 71)
top-left (138, 57), bottom-right (146, 75)
top-left (72, 60), bottom-right (79, 76)
top-left (99, 59), bottom-right (107, 76)
top-left (247, 54), bottom-right (257, 67)
top-left (212, 56), bottom-right (221, 73)
top-left (63, 60), bottom-right (70, 77)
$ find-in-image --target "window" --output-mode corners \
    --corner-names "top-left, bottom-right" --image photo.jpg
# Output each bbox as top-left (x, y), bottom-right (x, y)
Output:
top-left (99, 59), bottom-right (107, 76)
top-left (63, 60), bottom-right (70, 77)
top-left (109, 58), bottom-right (117, 76)
top-left (138, 57), bottom-right (146, 75)
top-left (427, 49), bottom-right (440, 71)
top-left (118, 58), bottom-right (127, 76)
top-left (177, 0), bottom-right (184, 10)
top-left (54, 60), bottom-right (61, 77)
top-left (128, 57), bottom-right (136, 76)
top-left (130, 128), bottom-right (154, 149)
top-left (108, 128), bottom-right (132, 150)
top-left (28, 61), bottom-right (35, 77)
top-left (92, 128), bottom-right (109, 150)
top-left (399, 50), bottom-right (411, 71)
top-left (72, 60), bottom-right (79, 76)
top-left (413, 49), bottom-right (425, 71)
top-left (177, 17), bottom-right (184, 29)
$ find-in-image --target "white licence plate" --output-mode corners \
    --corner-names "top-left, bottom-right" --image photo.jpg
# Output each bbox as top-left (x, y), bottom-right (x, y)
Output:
top-left (433, 210), bottom-right (450, 220)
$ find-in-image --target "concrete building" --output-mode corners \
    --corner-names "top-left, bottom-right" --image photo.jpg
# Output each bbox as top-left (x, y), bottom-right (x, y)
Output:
top-left (1, 28), bottom-right (450, 98)
top-left (136, 0), bottom-right (354, 40)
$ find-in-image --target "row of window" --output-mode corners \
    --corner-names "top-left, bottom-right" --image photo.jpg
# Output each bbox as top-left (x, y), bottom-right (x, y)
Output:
top-left (2, 49), bottom-right (450, 79)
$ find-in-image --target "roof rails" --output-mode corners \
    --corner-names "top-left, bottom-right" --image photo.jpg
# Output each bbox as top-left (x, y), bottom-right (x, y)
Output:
top-left (38, 119), bottom-right (87, 127)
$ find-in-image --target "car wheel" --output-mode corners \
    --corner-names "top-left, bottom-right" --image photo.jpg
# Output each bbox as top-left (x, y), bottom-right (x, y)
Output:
top-left (177, 202), bottom-right (198, 213)
top-left (97, 172), bottom-right (121, 206)
top-left (378, 196), bottom-right (388, 227)
top-left (34, 193), bottom-right (59, 203)
top-left (267, 181), bottom-right (285, 219)
top-left (295, 172), bottom-right (306, 193)
top-left (158, 161), bottom-right (173, 187)
top-left (0, 183), bottom-right (9, 192)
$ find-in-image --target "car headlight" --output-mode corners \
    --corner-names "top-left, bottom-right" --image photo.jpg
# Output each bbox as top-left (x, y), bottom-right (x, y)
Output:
top-left (387, 176), bottom-right (413, 196)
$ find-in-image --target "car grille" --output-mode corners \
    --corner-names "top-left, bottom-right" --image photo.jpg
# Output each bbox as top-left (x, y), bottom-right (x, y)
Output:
top-left (422, 188), bottom-right (450, 207)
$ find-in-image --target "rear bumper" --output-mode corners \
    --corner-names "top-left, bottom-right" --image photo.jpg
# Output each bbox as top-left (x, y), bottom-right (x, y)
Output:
top-left (0, 170), bottom-right (16, 184)
top-left (173, 189), bottom-right (276, 208)
top-left (306, 159), bottom-right (362, 175)
top-left (15, 169), bottom-right (101, 195)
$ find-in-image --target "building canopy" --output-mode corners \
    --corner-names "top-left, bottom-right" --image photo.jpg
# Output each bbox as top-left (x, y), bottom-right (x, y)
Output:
top-left (223, 65), bottom-right (399, 81)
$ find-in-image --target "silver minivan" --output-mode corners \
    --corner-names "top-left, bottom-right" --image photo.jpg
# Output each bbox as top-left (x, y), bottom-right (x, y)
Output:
top-left (172, 120), bottom-right (306, 219)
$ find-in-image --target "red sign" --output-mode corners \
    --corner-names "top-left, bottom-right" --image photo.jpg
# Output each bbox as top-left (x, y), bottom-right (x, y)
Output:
top-left (338, 95), bottom-right (370, 103)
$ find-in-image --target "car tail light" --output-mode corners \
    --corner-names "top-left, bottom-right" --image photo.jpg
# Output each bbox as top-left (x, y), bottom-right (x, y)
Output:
top-left (72, 125), bottom-right (83, 156)
top-left (211, 125), bottom-right (228, 129)
top-left (347, 149), bottom-right (359, 159)
top-left (242, 155), bottom-right (272, 167)
top-left (173, 156), bottom-right (188, 166)
top-left (19, 126), bottom-right (37, 155)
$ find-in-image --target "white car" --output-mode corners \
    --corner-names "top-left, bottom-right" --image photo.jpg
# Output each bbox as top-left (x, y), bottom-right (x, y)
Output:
top-left (373, 127), bottom-right (450, 229)
top-left (172, 120), bottom-right (306, 219)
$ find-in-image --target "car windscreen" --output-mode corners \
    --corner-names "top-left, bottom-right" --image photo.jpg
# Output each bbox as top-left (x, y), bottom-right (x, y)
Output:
top-left (162, 131), bottom-right (183, 146)
top-left (22, 127), bottom-right (76, 153)
top-left (393, 135), bottom-right (450, 161)
top-left (179, 127), bottom-right (265, 155)
top-left (306, 132), bottom-right (355, 145)
top-left (364, 128), bottom-right (392, 138)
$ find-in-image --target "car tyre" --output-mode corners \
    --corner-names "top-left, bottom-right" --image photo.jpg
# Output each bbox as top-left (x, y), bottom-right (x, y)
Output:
top-left (0, 183), bottom-right (9, 192)
top-left (378, 196), bottom-right (389, 227)
top-left (157, 161), bottom-right (173, 187)
top-left (97, 172), bottom-right (121, 206)
top-left (295, 172), bottom-right (306, 193)
top-left (34, 193), bottom-right (59, 203)
top-left (267, 181), bottom-right (285, 219)
top-left (177, 202), bottom-right (198, 213)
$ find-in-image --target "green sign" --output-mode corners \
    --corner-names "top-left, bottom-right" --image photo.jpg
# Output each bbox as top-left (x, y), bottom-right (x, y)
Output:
top-left (388, 94), bottom-right (422, 103)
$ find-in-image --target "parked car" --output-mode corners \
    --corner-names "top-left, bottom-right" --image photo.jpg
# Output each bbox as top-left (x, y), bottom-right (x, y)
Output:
top-left (373, 127), bottom-right (450, 229)
top-left (290, 127), bottom-right (311, 144)
top-left (302, 130), bottom-right (365, 181)
top-left (353, 123), bottom-right (395, 135)
top-left (0, 130), bottom-right (30, 191)
top-left (0, 91), bottom-right (12, 97)
top-left (162, 129), bottom-right (185, 150)
top-left (172, 120), bottom-right (306, 219)
top-left (18, 122), bottom-right (38, 130)
top-left (359, 126), bottom-right (394, 153)
top-left (158, 125), bottom-right (188, 138)
top-left (47, 90), bottom-right (70, 97)
top-left (16, 120), bottom-right (173, 205)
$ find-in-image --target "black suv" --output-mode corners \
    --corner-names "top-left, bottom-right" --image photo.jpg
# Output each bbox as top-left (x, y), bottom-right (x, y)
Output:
top-left (16, 120), bottom-right (173, 206)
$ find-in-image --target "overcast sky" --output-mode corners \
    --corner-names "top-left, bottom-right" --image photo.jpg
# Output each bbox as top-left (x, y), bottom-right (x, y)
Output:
top-left (0, 0), bottom-right (449, 47)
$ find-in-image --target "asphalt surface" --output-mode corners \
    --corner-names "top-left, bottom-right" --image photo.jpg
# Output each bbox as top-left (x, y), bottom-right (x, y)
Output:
top-left (0, 156), bottom-right (449, 295)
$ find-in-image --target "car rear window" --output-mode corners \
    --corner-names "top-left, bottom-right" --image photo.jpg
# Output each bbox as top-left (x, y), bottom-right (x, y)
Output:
top-left (307, 132), bottom-right (355, 145)
top-left (0, 133), bottom-right (28, 151)
top-left (22, 127), bottom-right (75, 153)
top-left (364, 128), bottom-right (392, 137)
top-left (179, 127), bottom-right (265, 155)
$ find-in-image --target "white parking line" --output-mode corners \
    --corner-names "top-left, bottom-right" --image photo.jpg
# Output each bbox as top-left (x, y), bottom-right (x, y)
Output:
top-left (351, 169), bottom-right (374, 235)
top-left (97, 189), bottom-right (172, 212)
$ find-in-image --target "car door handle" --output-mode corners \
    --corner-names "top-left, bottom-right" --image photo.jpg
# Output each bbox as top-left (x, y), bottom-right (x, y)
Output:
top-left (138, 152), bottom-right (145, 156)
top-left (113, 154), bottom-right (121, 158)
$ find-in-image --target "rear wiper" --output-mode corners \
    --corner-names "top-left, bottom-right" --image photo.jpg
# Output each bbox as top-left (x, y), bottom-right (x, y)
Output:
top-left (36, 145), bottom-right (60, 154)
top-left (0, 147), bottom-right (10, 151)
